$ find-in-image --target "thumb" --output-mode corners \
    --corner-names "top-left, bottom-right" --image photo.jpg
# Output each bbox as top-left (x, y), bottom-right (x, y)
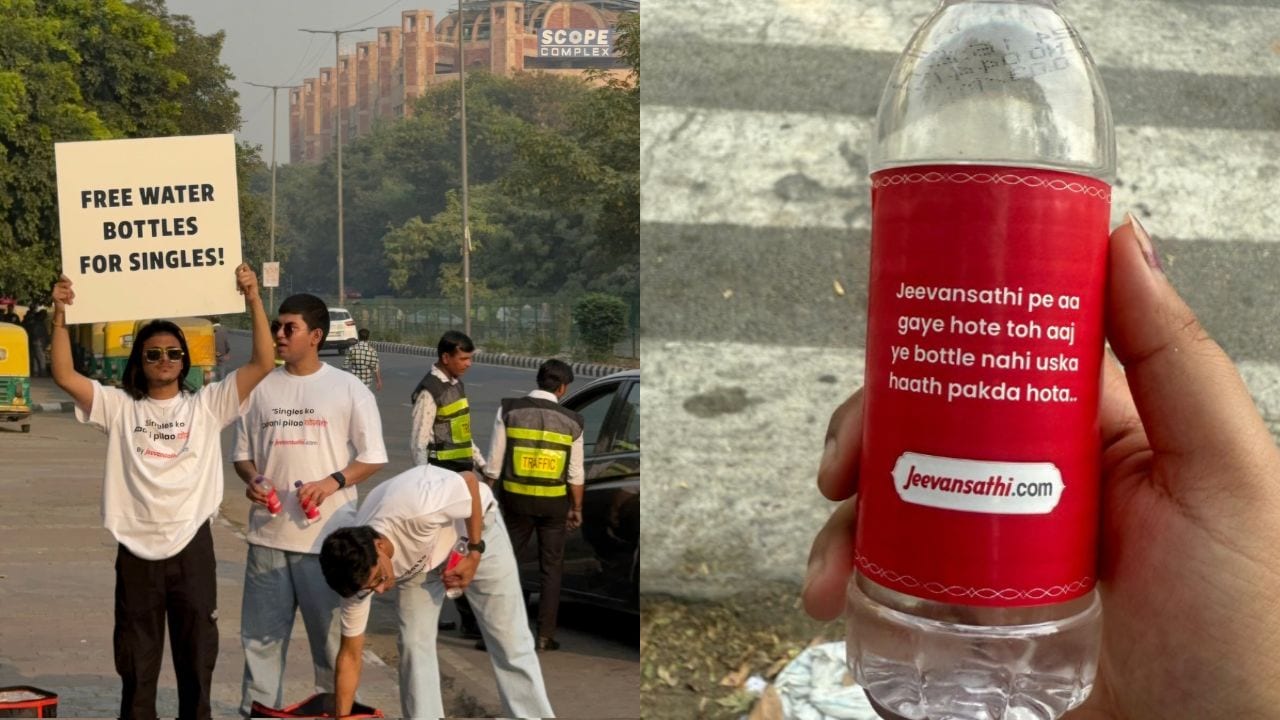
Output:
top-left (1105, 213), bottom-right (1275, 473)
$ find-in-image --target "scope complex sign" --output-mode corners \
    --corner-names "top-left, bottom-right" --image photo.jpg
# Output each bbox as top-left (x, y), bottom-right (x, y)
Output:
top-left (538, 27), bottom-right (614, 57)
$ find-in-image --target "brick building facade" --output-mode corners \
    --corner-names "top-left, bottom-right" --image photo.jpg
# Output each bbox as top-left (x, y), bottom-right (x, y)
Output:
top-left (288, 0), bottom-right (636, 164)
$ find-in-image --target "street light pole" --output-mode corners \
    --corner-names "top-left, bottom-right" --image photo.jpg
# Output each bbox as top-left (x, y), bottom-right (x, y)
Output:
top-left (244, 81), bottom-right (289, 312)
top-left (458, 0), bottom-right (472, 336)
top-left (300, 26), bottom-right (373, 305)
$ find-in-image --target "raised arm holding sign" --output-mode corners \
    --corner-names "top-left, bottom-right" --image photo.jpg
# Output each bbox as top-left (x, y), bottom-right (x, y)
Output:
top-left (47, 262), bottom-right (274, 720)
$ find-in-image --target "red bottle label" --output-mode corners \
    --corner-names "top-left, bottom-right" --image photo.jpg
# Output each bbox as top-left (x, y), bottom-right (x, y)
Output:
top-left (856, 165), bottom-right (1110, 607)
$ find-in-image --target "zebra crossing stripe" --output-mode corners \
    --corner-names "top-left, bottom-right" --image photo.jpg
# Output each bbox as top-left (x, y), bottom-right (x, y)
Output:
top-left (639, 0), bottom-right (1280, 598)
top-left (641, 106), bottom-right (1280, 243)
top-left (644, 0), bottom-right (1280, 78)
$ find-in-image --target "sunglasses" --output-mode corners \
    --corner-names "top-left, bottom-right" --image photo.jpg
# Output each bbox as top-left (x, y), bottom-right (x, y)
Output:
top-left (270, 320), bottom-right (310, 338)
top-left (143, 347), bottom-right (185, 364)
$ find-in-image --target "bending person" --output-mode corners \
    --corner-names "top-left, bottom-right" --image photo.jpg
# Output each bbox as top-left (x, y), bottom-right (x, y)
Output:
top-left (319, 464), bottom-right (553, 719)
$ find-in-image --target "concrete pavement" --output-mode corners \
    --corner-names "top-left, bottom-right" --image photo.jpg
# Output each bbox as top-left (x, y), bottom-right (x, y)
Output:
top-left (0, 405), bottom-right (401, 718)
top-left (640, 0), bottom-right (1280, 599)
top-left (3, 378), bottom-right (640, 718)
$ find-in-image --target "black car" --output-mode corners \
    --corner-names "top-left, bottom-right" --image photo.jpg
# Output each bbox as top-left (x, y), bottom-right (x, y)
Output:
top-left (513, 369), bottom-right (639, 614)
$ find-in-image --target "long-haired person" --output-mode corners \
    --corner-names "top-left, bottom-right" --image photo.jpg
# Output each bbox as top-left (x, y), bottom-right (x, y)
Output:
top-left (49, 264), bottom-right (275, 720)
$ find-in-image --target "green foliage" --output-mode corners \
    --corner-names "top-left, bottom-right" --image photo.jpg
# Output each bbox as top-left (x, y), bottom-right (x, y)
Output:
top-left (384, 190), bottom-right (496, 300)
top-left (0, 0), bottom-right (244, 301)
top-left (573, 293), bottom-right (628, 361)
top-left (236, 141), bottom-right (281, 274)
top-left (277, 39), bottom-right (640, 307)
top-left (612, 12), bottom-right (640, 86)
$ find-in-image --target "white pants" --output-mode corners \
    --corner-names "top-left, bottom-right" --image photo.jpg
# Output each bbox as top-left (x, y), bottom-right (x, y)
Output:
top-left (397, 506), bottom-right (554, 719)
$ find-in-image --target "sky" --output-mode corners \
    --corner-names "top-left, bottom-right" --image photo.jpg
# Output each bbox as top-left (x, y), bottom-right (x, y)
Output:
top-left (165, 0), bottom-right (457, 165)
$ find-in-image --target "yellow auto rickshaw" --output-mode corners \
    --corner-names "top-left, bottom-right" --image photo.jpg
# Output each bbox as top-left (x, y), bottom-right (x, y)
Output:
top-left (103, 320), bottom-right (135, 385)
top-left (135, 317), bottom-right (216, 389)
top-left (0, 322), bottom-right (31, 433)
top-left (177, 317), bottom-right (216, 388)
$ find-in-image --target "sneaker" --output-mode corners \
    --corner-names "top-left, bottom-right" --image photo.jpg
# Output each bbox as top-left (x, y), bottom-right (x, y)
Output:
top-left (535, 637), bottom-right (560, 652)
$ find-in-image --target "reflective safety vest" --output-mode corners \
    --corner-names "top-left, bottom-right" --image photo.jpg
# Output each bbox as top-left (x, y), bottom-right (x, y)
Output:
top-left (499, 396), bottom-right (583, 513)
top-left (411, 371), bottom-right (473, 472)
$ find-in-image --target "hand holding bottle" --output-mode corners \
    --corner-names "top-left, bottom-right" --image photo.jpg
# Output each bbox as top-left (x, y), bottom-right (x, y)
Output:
top-left (805, 218), bottom-right (1280, 718)
top-left (294, 480), bottom-right (320, 522)
top-left (443, 537), bottom-right (479, 599)
top-left (248, 475), bottom-right (282, 515)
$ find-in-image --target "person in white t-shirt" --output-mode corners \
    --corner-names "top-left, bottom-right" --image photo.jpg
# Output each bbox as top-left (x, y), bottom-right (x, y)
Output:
top-left (231, 293), bottom-right (388, 718)
top-left (319, 465), bottom-right (554, 719)
top-left (48, 264), bottom-right (276, 720)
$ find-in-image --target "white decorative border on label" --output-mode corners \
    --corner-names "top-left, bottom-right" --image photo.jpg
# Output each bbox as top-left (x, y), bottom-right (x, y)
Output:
top-left (856, 552), bottom-right (1093, 603)
top-left (871, 170), bottom-right (1111, 201)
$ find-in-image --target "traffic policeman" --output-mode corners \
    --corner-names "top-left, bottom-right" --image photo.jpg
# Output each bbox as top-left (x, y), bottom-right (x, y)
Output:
top-left (485, 358), bottom-right (584, 650)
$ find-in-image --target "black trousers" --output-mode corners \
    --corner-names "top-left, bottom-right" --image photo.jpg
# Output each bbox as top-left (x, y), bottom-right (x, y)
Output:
top-left (503, 506), bottom-right (568, 640)
top-left (114, 522), bottom-right (218, 720)
top-left (29, 338), bottom-right (47, 376)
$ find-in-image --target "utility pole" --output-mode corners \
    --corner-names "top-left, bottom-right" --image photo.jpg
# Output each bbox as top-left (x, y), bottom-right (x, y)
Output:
top-left (244, 81), bottom-right (290, 312)
top-left (300, 26), bottom-right (373, 305)
top-left (458, 0), bottom-right (472, 336)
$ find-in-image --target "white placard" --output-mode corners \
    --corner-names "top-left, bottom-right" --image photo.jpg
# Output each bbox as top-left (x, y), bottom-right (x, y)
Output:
top-left (55, 134), bottom-right (245, 324)
top-left (263, 262), bottom-right (280, 288)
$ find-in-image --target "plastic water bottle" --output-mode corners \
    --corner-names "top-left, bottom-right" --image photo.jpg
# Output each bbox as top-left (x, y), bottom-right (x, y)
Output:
top-left (850, 2), bottom-right (1114, 718)
top-left (444, 538), bottom-right (469, 599)
top-left (253, 475), bottom-right (282, 516)
top-left (294, 480), bottom-right (320, 522)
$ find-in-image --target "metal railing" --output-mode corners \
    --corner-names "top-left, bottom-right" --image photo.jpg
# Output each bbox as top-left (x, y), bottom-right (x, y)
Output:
top-left (230, 295), bottom-right (638, 361)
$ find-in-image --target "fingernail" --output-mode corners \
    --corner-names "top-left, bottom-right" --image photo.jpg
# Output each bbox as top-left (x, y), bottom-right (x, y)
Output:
top-left (1127, 212), bottom-right (1162, 272)
top-left (819, 438), bottom-right (838, 479)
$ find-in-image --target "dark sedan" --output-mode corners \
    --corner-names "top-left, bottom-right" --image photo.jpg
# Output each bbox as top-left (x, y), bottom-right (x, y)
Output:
top-left (514, 369), bottom-right (639, 614)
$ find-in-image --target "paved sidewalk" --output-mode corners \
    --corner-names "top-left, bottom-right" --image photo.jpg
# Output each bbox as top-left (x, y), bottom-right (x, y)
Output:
top-left (8, 379), bottom-right (641, 718)
top-left (0, 411), bottom-right (401, 718)
top-left (26, 375), bottom-right (76, 413)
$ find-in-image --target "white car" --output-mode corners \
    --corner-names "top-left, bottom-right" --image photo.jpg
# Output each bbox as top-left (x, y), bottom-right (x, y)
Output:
top-left (324, 307), bottom-right (358, 354)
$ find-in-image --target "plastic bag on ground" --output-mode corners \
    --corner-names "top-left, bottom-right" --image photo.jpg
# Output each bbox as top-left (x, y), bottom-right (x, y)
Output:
top-left (768, 642), bottom-right (880, 720)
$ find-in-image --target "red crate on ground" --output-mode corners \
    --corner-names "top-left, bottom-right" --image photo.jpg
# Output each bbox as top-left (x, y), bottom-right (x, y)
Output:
top-left (0, 686), bottom-right (58, 718)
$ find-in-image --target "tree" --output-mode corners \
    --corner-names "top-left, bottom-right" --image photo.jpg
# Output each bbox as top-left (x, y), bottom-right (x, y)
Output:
top-left (271, 15), bottom-right (641, 305)
top-left (612, 12), bottom-right (639, 87)
top-left (573, 293), bottom-right (628, 361)
top-left (0, 0), bottom-right (243, 301)
top-left (237, 141), bottom-right (280, 275)
top-left (131, 0), bottom-right (241, 136)
top-left (385, 190), bottom-right (498, 300)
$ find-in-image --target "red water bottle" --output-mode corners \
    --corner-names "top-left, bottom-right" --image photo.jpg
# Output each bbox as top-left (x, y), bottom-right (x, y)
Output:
top-left (293, 480), bottom-right (320, 522)
top-left (444, 537), bottom-right (469, 599)
top-left (253, 475), bottom-right (282, 516)
top-left (849, 1), bottom-right (1115, 718)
